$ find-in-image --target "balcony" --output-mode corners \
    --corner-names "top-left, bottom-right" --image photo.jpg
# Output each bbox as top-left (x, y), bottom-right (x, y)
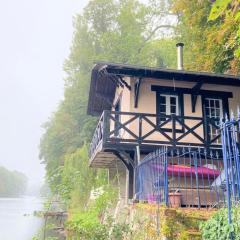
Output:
top-left (89, 110), bottom-right (222, 167)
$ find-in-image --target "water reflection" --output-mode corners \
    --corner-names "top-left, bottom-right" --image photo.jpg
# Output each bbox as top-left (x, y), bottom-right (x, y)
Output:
top-left (0, 197), bottom-right (43, 240)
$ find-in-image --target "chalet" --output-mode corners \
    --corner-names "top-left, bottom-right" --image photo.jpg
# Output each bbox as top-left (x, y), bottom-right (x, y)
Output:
top-left (87, 43), bottom-right (240, 207)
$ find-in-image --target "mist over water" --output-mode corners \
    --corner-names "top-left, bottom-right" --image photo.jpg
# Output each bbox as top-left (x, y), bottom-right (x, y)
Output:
top-left (0, 0), bottom-right (89, 237)
top-left (0, 197), bottom-right (43, 240)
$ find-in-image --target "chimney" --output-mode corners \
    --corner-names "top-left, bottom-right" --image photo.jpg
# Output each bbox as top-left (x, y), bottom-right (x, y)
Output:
top-left (176, 43), bottom-right (184, 70)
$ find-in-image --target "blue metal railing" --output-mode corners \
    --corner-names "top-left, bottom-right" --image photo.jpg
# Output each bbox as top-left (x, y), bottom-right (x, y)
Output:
top-left (134, 114), bottom-right (240, 238)
top-left (135, 146), bottom-right (168, 205)
top-left (221, 114), bottom-right (240, 229)
top-left (135, 147), bottom-right (225, 208)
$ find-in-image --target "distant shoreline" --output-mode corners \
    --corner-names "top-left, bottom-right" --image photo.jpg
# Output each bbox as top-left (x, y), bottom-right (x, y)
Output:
top-left (0, 195), bottom-right (43, 199)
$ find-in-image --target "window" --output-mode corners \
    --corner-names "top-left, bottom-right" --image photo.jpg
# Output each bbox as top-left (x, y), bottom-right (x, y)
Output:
top-left (159, 94), bottom-right (179, 116)
top-left (205, 98), bottom-right (223, 119)
top-left (204, 98), bottom-right (223, 144)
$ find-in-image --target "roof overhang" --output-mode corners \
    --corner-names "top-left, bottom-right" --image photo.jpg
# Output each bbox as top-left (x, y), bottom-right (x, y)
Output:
top-left (87, 62), bottom-right (240, 116)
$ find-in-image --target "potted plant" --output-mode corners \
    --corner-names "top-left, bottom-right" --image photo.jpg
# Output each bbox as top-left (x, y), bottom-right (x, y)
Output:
top-left (168, 189), bottom-right (181, 208)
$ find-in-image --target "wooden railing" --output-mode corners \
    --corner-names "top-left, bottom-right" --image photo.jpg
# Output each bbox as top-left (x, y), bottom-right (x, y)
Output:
top-left (89, 110), bottom-right (222, 158)
top-left (89, 113), bottom-right (104, 158)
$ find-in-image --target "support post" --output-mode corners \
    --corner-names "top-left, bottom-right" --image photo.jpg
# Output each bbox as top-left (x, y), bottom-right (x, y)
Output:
top-left (128, 165), bottom-right (134, 199)
top-left (164, 146), bottom-right (169, 206)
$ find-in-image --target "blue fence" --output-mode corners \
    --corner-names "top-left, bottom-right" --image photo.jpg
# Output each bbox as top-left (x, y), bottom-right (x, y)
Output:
top-left (135, 115), bottom-right (240, 212)
top-left (135, 146), bottom-right (168, 204)
top-left (135, 146), bottom-right (226, 208)
top-left (221, 115), bottom-right (240, 225)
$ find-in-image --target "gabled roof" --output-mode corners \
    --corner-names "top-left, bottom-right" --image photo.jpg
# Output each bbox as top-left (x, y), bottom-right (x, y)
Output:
top-left (87, 62), bottom-right (240, 116)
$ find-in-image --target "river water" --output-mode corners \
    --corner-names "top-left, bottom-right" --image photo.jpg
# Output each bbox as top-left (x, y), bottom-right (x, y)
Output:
top-left (0, 197), bottom-right (43, 240)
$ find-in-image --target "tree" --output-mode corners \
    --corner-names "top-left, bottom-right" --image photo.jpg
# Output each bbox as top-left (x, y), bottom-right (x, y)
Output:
top-left (172, 0), bottom-right (215, 71)
top-left (208, 0), bottom-right (240, 74)
top-left (172, 0), bottom-right (240, 74)
top-left (40, 0), bottom-right (176, 200)
top-left (0, 166), bottom-right (28, 197)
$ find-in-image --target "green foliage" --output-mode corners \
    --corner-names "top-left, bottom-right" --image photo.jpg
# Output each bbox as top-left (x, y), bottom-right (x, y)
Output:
top-left (200, 207), bottom-right (240, 240)
top-left (208, 0), bottom-right (232, 21)
top-left (172, 0), bottom-right (240, 74)
top-left (172, 0), bottom-right (216, 71)
top-left (0, 166), bottom-right (27, 197)
top-left (111, 222), bottom-right (130, 240)
top-left (54, 145), bottom-right (107, 207)
top-left (66, 187), bottom-right (125, 240)
top-left (67, 210), bottom-right (108, 240)
top-left (208, 0), bottom-right (240, 73)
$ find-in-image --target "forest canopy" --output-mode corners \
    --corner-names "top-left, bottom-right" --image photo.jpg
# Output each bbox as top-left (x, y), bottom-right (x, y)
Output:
top-left (0, 166), bottom-right (28, 197)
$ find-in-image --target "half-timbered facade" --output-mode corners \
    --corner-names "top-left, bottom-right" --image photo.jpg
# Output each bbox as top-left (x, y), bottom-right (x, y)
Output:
top-left (87, 60), bottom-right (240, 202)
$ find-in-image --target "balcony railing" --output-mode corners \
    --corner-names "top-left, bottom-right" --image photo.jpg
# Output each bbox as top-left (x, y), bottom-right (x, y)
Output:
top-left (89, 110), bottom-right (222, 159)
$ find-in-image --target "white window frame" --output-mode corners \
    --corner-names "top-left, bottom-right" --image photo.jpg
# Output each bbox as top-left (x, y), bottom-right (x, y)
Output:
top-left (159, 94), bottom-right (179, 115)
top-left (204, 98), bottom-right (223, 144)
top-left (205, 98), bottom-right (223, 118)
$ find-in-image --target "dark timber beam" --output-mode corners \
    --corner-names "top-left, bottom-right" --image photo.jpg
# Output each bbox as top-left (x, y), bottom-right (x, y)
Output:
top-left (118, 76), bottom-right (131, 91)
top-left (99, 69), bottom-right (130, 90)
top-left (112, 150), bottom-right (131, 170)
top-left (99, 69), bottom-right (121, 88)
top-left (191, 81), bottom-right (203, 113)
top-left (111, 150), bottom-right (135, 199)
top-left (109, 75), bottom-right (123, 88)
top-left (119, 150), bottom-right (135, 168)
top-left (134, 77), bottom-right (142, 108)
top-left (151, 85), bottom-right (233, 98)
top-left (191, 95), bottom-right (198, 113)
top-left (104, 64), bottom-right (240, 86)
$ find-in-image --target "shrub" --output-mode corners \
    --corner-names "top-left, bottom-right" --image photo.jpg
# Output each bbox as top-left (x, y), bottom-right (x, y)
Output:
top-left (66, 186), bottom-right (118, 239)
top-left (67, 211), bottom-right (108, 240)
top-left (200, 207), bottom-right (240, 240)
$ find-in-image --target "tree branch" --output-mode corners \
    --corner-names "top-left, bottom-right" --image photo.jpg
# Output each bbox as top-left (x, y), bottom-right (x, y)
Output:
top-left (137, 24), bottom-right (176, 54)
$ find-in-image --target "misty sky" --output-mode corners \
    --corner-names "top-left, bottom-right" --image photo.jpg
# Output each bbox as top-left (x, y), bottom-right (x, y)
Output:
top-left (0, 0), bottom-right (88, 186)
top-left (0, 0), bottom-right (149, 188)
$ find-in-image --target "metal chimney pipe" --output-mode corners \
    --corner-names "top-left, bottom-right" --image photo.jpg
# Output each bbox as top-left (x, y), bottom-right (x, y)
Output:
top-left (176, 42), bottom-right (184, 70)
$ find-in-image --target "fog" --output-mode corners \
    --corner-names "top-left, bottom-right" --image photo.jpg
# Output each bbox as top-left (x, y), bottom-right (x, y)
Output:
top-left (0, 0), bottom-right (88, 190)
top-left (0, 0), bottom-right (150, 192)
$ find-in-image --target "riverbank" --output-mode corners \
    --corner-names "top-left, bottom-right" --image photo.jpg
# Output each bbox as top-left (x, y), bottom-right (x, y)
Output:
top-left (33, 198), bottom-right (67, 240)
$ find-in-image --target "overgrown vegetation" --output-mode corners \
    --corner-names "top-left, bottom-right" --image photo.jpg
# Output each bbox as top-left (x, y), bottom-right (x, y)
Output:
top-left (66, 187), bottom-right (130, 240)
top-left (110, 204), bottom-right (215, 240)
top-left (200, 206), bottom-right (240, 240)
